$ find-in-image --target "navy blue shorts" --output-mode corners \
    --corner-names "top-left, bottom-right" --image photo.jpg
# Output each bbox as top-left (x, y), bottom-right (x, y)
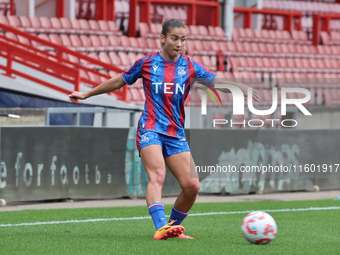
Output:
top-left (136, 131), bottom-right (190, 158)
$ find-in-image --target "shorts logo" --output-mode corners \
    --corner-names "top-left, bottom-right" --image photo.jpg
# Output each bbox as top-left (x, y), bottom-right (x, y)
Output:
top-left (140, 134), bottom-right (149, 143)
top-left (178, 67), bottom-right (186, 75)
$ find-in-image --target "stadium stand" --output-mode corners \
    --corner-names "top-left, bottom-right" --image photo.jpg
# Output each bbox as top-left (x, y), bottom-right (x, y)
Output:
top-left (1, 0), bottom-right (340, 129)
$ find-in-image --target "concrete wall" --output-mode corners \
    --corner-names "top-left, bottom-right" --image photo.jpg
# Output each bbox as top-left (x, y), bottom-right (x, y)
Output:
top-left (297, 106), bottom-right (340, 130)
top-left (0, 108), bottom-right (46, 126)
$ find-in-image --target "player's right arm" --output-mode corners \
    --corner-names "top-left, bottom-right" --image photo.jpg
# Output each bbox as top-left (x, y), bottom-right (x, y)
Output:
top-left (69, 74), bottom-right (126, 102)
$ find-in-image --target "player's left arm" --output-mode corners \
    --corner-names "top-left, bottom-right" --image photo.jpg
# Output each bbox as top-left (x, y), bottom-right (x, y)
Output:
top-left (212, 78), bottom-right (260, 102)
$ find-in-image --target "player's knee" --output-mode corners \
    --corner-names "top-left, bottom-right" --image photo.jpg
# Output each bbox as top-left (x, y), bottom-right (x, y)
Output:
top-left (150, 170), bottom-right (166, 187)
top-left (183, 181), bottom-right (200, 196)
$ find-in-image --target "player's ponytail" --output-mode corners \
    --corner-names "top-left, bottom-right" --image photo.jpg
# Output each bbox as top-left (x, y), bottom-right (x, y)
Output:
top-left (161, 19), bottom-right (186, 55)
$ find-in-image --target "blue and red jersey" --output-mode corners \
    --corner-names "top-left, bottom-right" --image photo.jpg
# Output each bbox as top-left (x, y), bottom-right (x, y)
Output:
top-left (121, 52), bottom-right (217, 139)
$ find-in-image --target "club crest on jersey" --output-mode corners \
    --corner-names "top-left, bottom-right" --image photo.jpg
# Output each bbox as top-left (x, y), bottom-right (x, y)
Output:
top-left (152, 64), bottom-right (158, 72)
top-left (177, 67), bottom-right (186, 75)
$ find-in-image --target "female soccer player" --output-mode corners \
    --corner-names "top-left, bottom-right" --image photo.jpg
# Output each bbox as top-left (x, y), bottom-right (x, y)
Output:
top-left (69, 19), bottom-right (259, 240)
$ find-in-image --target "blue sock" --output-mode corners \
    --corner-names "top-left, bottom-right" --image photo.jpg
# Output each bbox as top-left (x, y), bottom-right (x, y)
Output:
top-left (168, 206), bottom-right (189, 225)
top-left (148, 202), bottom-right (167, 230)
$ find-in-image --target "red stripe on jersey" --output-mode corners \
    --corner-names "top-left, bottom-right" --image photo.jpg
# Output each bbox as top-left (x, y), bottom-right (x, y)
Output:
top-left (141, 56), bottom-right (156, 131)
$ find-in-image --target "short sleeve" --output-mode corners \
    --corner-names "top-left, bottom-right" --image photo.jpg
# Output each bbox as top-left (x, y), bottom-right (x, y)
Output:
top-left (121, 57), bottom-right (147, 85)
top-left (189, 59), bottom-right (218, 86)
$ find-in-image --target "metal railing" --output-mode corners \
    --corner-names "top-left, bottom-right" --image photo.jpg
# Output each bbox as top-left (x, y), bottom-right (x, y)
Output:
top-left (46, 107), bottom-right (142, 127)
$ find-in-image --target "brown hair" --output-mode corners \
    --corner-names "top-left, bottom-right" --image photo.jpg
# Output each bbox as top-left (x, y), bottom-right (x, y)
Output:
top-left (160, 19), bottom-right (186, 55)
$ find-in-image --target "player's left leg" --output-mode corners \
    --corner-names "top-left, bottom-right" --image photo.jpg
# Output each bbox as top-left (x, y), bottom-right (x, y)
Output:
top-left (165, 151), bottom-right (199, 239)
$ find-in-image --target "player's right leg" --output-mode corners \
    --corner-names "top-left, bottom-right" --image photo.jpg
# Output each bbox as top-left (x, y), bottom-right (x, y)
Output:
top-left (139, 134), bottom-right (184, 240)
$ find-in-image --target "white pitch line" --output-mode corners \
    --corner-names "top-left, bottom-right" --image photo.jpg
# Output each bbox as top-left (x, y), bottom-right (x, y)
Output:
top-left (1, 206), bottom-right (339, 228)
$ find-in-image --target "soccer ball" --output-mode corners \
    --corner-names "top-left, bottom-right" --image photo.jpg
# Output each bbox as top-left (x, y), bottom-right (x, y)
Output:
top-left (241, 211), bottom-right (277, 244)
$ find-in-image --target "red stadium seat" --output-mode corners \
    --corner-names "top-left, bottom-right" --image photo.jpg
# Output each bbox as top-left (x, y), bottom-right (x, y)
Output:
top-left (201, 40), bottom-right (217, 56)
top-left (128, 52), bottom-right (139, 63)
top-left (29, 16), bottom-right (45, 33)
top-left (266, 43), bottom-right (275, 57)
top-left (4, 31), bottom-right (17, 42)
top-left (87, 71), bottom-right (101, 84)
top-left (70, 19), bottom-right (85, 34)
top-left (89, 35), bottom-right (105, 51)
top-left (30, 33), bottom-right (52, 51)
top-left (242, 42), bottom-right (253, 57)
top-left (88, 20), bottom-right (103, 35)
top-left (280, 44), bottom-right (290, 58)
top-left (7, 15), bottom-right (20, 29)
top-left (0, 15), bottom-right (9, 26)
top-left (59, 17), bottom-right (75, 34)
top-left (330, 31), bottom-right (340, 46)
top-left (330, 45), bottom-right (339, 56)
top-left (129, 37), bottom-right (143, 53)
top-left (59, 34), bottom-right (74, 49)
top-left (78, 19), bottom-right (93, 34)
top-left (231, 28), bottom-right (239, 42)
top-left (254, 57), bottom-right (265, 72)
top-left (268, 30), bottom-right (277, 43)
top-left (287, 43), bottom-right (297, 57)
top-left (257, 43), bottom-right (267, 57)
top-left (188, 25), bottom-right (202, 40)
top-left (48, 34), bottom-right (62, 45)
top-left (139, 22), bottom-right (150, 38)
top-left (246, 57), bottom-right (256, 72)
top-left (79, 34), bottom-right (97, 51)
top-left (119, 36), bottom-right (133, 52)
top-left (50, 17), bottom-right (66, 33)
top-left (253, 29), bottom-right (264, 43)
top-left (274, 43), bottom-right (283, 57)
top-left (320, 31), bottom-right (330, 46)
top-left (193, 40), bottom-right (207, 55)
top-left (281, 30), bottom-right (292, 43)
top-left (108, 52), bottom-right (123, 68)
top-left (302, 45), bottom-right (316, 58)
top-left (149, 23), bottom-right (160, 39)
top-left (98, 35), bottom-right (114, 51)
top-left (39, 17), bottom-right (55, 33)
top-left (118, 51), bottom-right (132, 68)
top-left (225, 41), bottom-right (237, 56)
top-left (278, 58), bottom-right (289, 72)
top-left (245, 28), bottom-right (255, 42)
top-left (16, 15), bottom-right (35, 33)
top-left (146, 38), bottom-right (159, 52)
top-left (98, 52), bottom-right (112, 65)
top-left (97, 20), bottom-right (114, 36)
top-left (108, 35), bottom-right (124, 51)
top-left (207, 25), bottom-right (216, 39)
top-left (215, 41), bottom-right (227, 56)
top-left (69, 34), bottom-right (86, 51)
top-left (248, 43), bottom-right (261, 57)
top-left (214, 26), bottom-right (228, 41)
top-left (107, 20), bottom-right (122, 36)
top-left (261, 30), bottom-right (271, 43)
top-left (294, 44), bottom-right (304, 58)
top-left (198, 25), bottom-right (210, 40)
top-left (269, 58), bottom-right (279, 73)
top-left (234, 57), bottom-right (246, 72)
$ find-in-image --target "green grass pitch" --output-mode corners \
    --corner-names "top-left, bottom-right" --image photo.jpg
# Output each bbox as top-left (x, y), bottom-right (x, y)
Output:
top-left (0, 199), bottom-right (339, 255)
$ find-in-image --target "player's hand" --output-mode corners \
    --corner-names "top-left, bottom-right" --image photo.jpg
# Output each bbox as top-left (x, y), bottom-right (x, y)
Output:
top-left (237, 83), bottom-right (260, 102)
top-left (69, 91), bottom-right (87, 102)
